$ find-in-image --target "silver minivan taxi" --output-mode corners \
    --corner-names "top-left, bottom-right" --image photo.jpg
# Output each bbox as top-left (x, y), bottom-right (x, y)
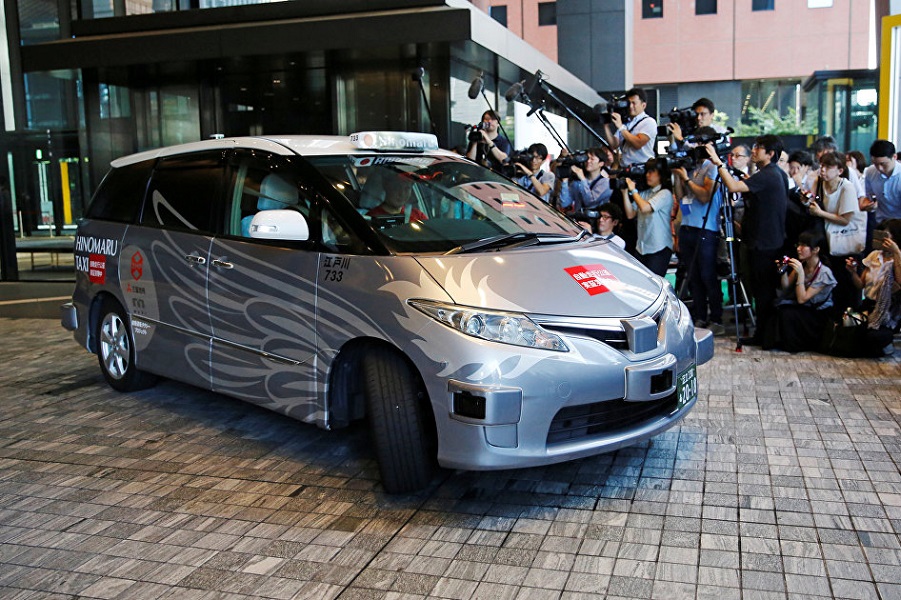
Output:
top-left (61, 131), bottom-right (714, 493)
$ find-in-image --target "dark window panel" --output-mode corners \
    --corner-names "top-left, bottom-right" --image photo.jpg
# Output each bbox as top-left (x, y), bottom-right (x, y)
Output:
top-left (538, 2), bottom-right (556, 26)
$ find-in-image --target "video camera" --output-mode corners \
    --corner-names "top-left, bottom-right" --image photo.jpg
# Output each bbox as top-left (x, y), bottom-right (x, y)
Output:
top-left (554, 151), bottom-right (589, 179)
top-left (598, 95), bottom-right (630, 125)
top-left (663, 106), bottom-right (698, 139)
top-left (467, 121), bottom-right (489, 142)
top-left (503, 149), bottom-right (535, 179)
top-left (665, 129), bottom-right (733, 172)
top-left (609, 162), bottom-right (649, 192)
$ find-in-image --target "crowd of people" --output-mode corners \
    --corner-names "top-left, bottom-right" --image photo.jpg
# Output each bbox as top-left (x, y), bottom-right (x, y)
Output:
top-left (465, 90), bottom-right (901, 356)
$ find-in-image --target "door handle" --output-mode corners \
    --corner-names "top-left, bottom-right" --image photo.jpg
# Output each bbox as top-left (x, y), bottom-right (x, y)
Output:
top-left (211, 258), bottom-right (234, 269)
top-left (185, 254), bottom-right (207, 266)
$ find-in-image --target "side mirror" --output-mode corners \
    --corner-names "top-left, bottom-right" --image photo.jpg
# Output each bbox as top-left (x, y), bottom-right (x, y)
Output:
top-left (248, 209), bottom-right (310, 241)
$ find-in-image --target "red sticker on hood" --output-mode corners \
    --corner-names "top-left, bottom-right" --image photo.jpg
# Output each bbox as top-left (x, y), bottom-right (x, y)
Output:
top-left (565, 264), bottom-right (617, 296)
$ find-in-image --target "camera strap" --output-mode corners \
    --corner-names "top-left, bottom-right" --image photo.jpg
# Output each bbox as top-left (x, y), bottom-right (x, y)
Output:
top-left (626, 115), bottom-right (649, 134)
top-left (526, 171), bottom-right (545, 193)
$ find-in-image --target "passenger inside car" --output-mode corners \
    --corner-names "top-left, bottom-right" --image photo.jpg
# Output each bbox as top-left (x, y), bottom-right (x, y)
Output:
top-left (365, 170), bottom-right (428, 223)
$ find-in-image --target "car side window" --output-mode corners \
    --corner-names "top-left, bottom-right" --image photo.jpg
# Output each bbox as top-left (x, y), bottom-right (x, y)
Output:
top-left (87, 159), bottom-right (155, 224)
top-left (225, 151), bottom-right (366, 253)
top-left (141, 151), bottom-right (226, 234)
top-left (227, 155), bottom-right (311, 238)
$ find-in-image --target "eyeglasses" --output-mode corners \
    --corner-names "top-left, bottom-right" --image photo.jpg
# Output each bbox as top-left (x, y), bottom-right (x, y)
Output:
top-left (731, 153), bottom-right (748, 159)
top-left (598, 214), bottom-right (614, 220)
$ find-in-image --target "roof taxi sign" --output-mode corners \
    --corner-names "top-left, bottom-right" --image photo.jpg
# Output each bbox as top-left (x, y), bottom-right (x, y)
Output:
top-left (350, 131), bottom-right (439, 152)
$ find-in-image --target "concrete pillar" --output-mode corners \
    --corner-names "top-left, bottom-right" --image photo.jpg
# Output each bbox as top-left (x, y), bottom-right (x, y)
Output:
top-left (557, 0), bottom-right (630, 94)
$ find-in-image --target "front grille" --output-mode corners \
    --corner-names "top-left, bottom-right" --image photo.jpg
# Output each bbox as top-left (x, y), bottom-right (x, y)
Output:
top-left (543, 326), bottom-right (629, 350)
top-left (546, 392), bottom-right (679, 445)
top-left (539, 296), bottom-right (668, 353)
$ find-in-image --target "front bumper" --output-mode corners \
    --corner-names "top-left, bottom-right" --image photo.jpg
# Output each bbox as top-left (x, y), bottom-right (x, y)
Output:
top-left (695, 327), bottom-right (714, 365)
top-left (418, 310), bottom-right (707, 471)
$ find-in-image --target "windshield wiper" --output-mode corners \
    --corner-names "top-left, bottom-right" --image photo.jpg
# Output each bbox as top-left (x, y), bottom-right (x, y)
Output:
top-left (445, 232), bottom-right (541, 255)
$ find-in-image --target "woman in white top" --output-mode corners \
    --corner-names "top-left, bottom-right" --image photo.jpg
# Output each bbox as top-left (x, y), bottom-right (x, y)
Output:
top-left (807, 151), bottom-right (867, 313)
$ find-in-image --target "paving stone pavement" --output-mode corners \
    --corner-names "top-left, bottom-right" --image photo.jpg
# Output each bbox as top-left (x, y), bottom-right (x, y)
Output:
top-left (1, 317), bottom-right (900, 600)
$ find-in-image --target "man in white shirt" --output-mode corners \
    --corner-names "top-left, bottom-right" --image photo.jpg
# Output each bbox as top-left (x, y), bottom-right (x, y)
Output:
top-left (604, 88), bottom-right (658, 167)
top-left (865, 139), bottom-right (901, 224)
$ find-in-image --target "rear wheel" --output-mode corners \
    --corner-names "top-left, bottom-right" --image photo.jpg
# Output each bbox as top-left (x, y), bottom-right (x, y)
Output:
top-left (96, 298), bottom-right (157, 392)
top-left (363, 351), bottom-right (435, 493)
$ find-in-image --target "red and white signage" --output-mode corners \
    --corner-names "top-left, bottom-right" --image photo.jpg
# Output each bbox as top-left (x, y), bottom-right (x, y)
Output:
top-left (564, 264), bottom-right (617, 296)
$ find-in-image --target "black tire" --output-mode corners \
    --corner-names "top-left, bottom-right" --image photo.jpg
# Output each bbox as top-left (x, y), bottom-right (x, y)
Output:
top-left (96, 297), bottom-right (158, 392)
top-left (363, 351), bottom-right (435, 493)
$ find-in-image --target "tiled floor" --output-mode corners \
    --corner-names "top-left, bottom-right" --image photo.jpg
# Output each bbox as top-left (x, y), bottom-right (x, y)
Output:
top-left (1, 317), bottom-right (899, 599)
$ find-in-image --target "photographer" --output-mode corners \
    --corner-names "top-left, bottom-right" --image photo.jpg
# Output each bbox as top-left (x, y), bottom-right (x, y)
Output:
top-left (466, 110), bottom-right (511, 172)
top-left (621, 157), bottom-right (674, 277)
top-left (603, 88), bottom-right (658, 167)
top-left (806, 151), bottom-right (866, 314)
top-left (672, 127), bottom-right (724, 335)
top-left (558, 147), bottom-right (612, 214)
top-left (707, 135), bottom-right (789, 345)
top-left (762, 230), bottom-right (837, 353)
top-left (514, 143), bottom-right (555, 203)
top-left (667, 98), bottom-right (726, 148)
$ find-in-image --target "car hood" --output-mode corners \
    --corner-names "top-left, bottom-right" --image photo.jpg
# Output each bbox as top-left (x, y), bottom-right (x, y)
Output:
top-left (415, 239), bottom-right (664, 318)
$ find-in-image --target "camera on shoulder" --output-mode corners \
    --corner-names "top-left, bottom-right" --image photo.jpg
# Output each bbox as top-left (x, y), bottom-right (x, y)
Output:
top-left (609, 162), bottom-right (649, 191)
top-left (555, 150), bottom-right (589, 179)
top-left (598, 95), bottom-right (630, 125)
top-left (665, 106), bottom-right (698, 138)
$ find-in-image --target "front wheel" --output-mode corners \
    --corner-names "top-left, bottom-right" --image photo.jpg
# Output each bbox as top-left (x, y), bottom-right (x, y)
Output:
top-left (96, 298), bottom-right (157, 392)
top-left (363, 351), bottom-right (436, 493)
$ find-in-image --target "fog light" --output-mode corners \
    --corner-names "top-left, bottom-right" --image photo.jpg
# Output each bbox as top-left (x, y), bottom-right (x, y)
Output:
top-left (651, 370), bottom-right (673, 394)
top-left (453, 391), bottom-right (486, 420)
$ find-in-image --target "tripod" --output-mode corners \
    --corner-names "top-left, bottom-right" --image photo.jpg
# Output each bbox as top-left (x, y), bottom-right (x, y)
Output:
top-left (720, 186), bottom-right (756, 351)
top-left (677, 169), bottom-right (755, 351)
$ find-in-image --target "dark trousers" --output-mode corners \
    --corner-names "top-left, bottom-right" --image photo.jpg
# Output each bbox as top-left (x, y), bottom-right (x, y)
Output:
top-left (639, 247), bottom-right (673, 278)
top-left (745, 246), bottom-right (782, 339)
top-left (680, 226), bottom-right (723, 324)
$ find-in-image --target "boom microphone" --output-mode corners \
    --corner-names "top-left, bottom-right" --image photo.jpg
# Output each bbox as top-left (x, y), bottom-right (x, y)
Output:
top-left (468, 74), bottom-right (484, 100)
top-left (504, 81), bottom-right (525, 102)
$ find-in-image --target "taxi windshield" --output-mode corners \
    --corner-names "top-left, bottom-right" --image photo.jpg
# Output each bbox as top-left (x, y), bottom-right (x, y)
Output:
top-left (306, 154), bottom-right (583, 253)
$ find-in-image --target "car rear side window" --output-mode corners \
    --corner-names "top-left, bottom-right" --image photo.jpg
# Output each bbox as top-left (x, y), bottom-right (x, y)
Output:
top-left (85, 159), bottom-right (154, 223)
top-left (142, 151), bottom-right (226, 234)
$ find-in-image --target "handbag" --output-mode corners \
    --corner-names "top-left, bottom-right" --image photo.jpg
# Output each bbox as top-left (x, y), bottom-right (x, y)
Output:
top-left (825, 220), bottom-right (865, 256)
top-left (820, 311), bottom-right (893, 357)
top-left (820, 312), bottom-right (868, 356)
top-left (822, 180), bottom-right (865, 256)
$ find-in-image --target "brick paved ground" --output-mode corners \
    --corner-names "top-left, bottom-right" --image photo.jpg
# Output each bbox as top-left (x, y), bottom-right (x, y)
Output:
top-left (1, 317), bottom-right (899, 599)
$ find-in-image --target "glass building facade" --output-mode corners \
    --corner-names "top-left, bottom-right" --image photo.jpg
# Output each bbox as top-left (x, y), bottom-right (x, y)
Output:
top-left (1, 0), bottom-right (599, 280)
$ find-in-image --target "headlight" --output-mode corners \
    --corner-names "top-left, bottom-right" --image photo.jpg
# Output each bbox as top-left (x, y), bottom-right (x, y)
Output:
top-left (409, 299), bottom-right (569, 352)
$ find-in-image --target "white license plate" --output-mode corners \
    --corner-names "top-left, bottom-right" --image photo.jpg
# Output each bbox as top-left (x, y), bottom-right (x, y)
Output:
top-left (676, 365), bottom-right (697, 409)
